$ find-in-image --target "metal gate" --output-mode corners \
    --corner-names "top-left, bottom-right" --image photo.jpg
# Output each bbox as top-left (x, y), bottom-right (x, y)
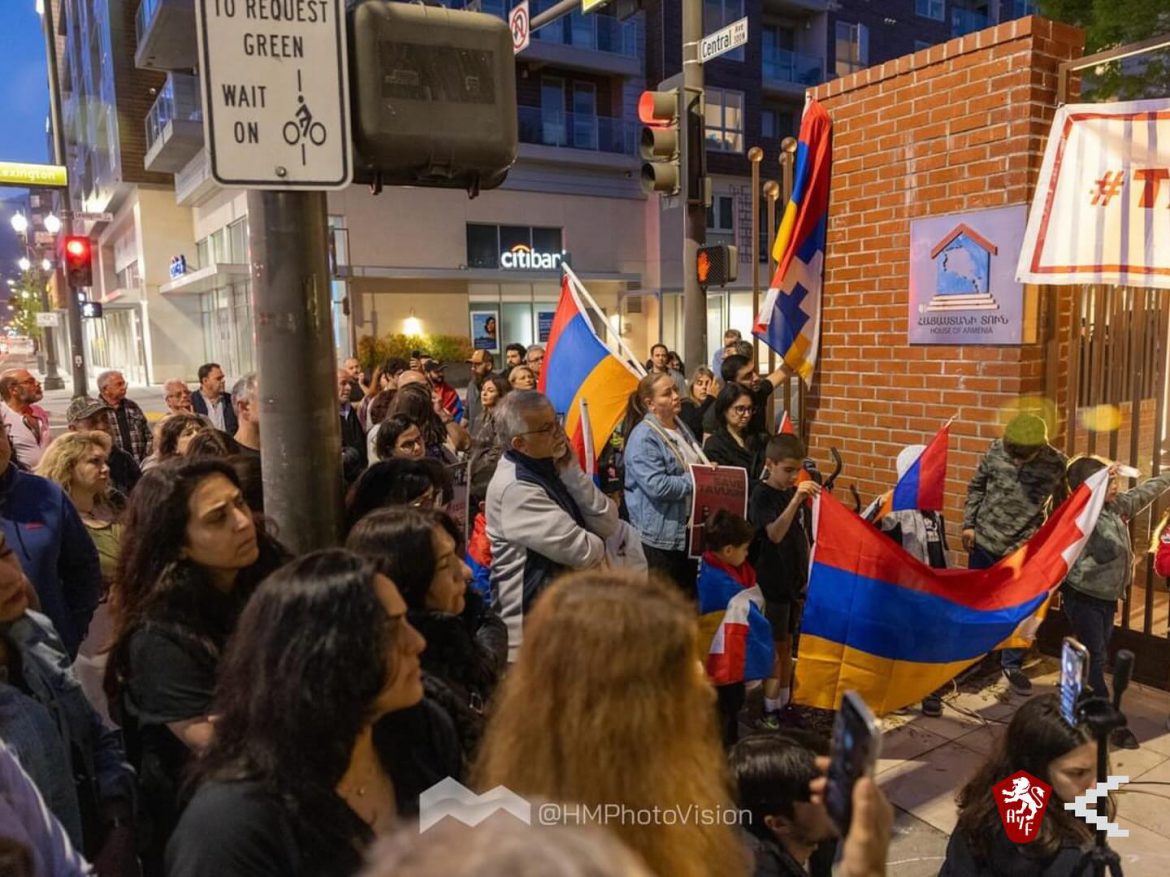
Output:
top-left (1042, 286), bottom-right (1170, 688)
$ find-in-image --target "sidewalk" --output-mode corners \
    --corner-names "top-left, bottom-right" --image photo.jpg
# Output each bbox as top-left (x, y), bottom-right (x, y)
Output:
top-left (881, 659), bottom-right (1170, 876)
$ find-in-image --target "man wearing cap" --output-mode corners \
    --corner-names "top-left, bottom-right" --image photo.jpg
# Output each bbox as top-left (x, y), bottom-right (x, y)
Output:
top-left (65, 397), bottom-right (141, 497)
top-left (465, 350), bottom-right (494, 433)
top-left (962, 413), bottom-right (1068, 693)
top-left (424, 360), bottom-right (463, 425)
top-left (0, 369), bottom-right (51, 468)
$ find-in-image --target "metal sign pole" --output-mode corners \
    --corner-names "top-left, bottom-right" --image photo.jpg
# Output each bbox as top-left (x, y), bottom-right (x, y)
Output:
top-left (39, 0), bottom-right (82, 394)
top-left (248, 190), bottom-right (344, 551)
top-left (681, 0), bottom-right (707, 372)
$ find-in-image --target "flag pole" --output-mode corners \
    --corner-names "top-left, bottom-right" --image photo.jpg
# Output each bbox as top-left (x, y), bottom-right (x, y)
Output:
top-left (563, 264), bottom-right (648, 377)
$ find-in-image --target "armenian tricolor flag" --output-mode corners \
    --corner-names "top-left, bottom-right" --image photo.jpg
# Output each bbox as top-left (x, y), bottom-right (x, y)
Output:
top-left (795, 468), bottom-right (1111, 715)
top-left (540, 272), bottom-right (640, 471)
top-left (754, 99), bottom-right (832, 382)
top-left (696, 555), bottom-right (774, 685)
top-left (778, 410), bottom-right (795, 435)
top-left (873, 424), bottom-right (950, 521)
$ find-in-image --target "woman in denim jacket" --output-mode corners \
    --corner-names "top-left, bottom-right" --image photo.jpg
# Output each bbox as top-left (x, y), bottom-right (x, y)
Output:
top-left (623, 373), bottom-right (704, 598)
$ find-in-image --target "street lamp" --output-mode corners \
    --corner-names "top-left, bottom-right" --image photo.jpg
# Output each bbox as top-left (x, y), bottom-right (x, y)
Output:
top-left (43, 213), bottom-right (61, 234)
top-left (41, 258), bottom-right (52, 271)
top-left (17, 257), bottom-right (31, 272)
top-left (10, 214), bottom-right (28, 234)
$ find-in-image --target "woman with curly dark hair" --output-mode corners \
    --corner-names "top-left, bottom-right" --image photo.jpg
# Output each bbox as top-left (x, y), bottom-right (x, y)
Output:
top-left (166, 550), bottom-right (443, 877)
top-left (941, 693), bottom-right (1097, 875)
top-left (103, 458), bottom-right (288, 875)
top-left (347, 508), bottom-right (507, 768)
top-left (141, 413), bottom-right (206, 471)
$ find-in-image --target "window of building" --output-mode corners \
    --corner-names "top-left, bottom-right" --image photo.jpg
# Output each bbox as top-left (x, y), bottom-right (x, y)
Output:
top-left (915, 0), bottom-right (945, 20)
top-left (707, 195), bottom-right (735, 247)
top-left (227, 218), bottom-right (248, 264)
top-left (705, 88), bottom-right (744, 153)
top-left (914, 40), bottom-right (933, 52)
top-left (541, 76), bottom-right (566, 147)
top-left (467, 224), bottom-right (500, 269)
top-left (703, 0), bottom-right (745, 62)
top-left (195, 237), bottom-right (209, 268)
top-left (835, 21), bottom-right (869, 77)
top-left (115, 261), bottom-right (140, 291)
top-left (1002, 1), bottom-right (1035, 17)
top-left (761, 107), bottom-right (794, 140)
top-left (572, 82), bottom-right (598, 150)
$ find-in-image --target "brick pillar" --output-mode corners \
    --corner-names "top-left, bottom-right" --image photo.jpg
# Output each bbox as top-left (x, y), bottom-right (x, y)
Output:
top-left (805, 16), bottom-right (1084, 554)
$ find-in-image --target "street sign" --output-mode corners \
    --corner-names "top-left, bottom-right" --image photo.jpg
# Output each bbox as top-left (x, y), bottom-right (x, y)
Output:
top-left (0, 161), bottom-right (68, 188)
top-left (34, 232), bottom-right (56, 246)
top-left (581, 0), bottom-right (610, 11)
top-left (510, 1), bottom-right (530, 54)
top-left (194, 0), bottom-right (352, 189)
top-left (72, 211), bottom-right (114, 224)
top-left (35, 312), bottom-right (60, 328)
top-left (699, 16), bottom-right (748, 64)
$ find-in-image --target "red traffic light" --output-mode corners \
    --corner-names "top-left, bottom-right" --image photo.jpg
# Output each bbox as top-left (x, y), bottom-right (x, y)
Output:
top-left (63, 236), bottom-right (93, 288)
top-left (638, 90), bottom-right (678, 125)
top-left (65, 237), bottom-right (89, 260)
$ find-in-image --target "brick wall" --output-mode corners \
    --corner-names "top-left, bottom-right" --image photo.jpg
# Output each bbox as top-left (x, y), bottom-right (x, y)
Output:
top-left (804, 17), bottom-right (1084, 554)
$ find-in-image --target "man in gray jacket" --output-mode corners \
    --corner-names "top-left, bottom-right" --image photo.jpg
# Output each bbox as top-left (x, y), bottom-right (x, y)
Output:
top-left (486, 391), bottom-right (619, 661)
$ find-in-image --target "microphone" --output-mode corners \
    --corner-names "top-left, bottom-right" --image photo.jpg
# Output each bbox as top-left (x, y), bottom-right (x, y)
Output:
top-left (1112, 650), bottom-right (1135, 710)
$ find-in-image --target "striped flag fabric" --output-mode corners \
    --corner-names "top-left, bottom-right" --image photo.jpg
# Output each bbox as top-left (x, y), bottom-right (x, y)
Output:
top-left (872, 423), bottom-right (950, 521)
top-left (754, 99), bottom-right (832, 381)
top-left (697, 557), bottom-right (774, 685)
top-left (778, 410), bottom-right (795, 435)
top-left (539, 273), bottom-right (640, 471)
top-left (794, 469), bottom-right (1112, 714)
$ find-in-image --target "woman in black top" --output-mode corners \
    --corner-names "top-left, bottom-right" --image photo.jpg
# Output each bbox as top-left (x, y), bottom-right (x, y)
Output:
top-left (679, 366), bottom-right (716, 441)
top-left (103, 458), bottom-right (288, 876)
top-left (347, 508), bottom-right (507, 768)
top-left (166, 550), bottom-right (444, 877)
top-left (703, 382), bottom-right (766, 478)
top-left (941, 694), bottom-right (1095, 876)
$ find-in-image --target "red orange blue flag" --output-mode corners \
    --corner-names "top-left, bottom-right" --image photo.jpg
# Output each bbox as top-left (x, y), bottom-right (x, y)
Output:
top-left (870, 423), bottom-right (950, 521)
top-left (696, 556), bottom-right (774, 685)
top-left (754, 99), bottom-right (832, 382)
top-left (540, 272), bottom-right (640, 471)
top-left (794, 469), bottom-right (1112, 715)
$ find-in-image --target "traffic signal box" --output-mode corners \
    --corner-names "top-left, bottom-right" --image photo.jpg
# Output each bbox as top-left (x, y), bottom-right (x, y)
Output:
top-left (63, 236), bottom-right (92, 288)
top-left (638, 89), bottom-right (680, 196)
top-left (348, 2), bottom-right (519, 194)
top-left (697, 244), bottom-right (737, 287)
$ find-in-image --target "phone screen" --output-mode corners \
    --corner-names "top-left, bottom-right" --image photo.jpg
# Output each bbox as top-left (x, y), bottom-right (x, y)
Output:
top-left (1060, 637), bottom-right (1087, 726)
top-left (826, 691), bottom-right (880, 836)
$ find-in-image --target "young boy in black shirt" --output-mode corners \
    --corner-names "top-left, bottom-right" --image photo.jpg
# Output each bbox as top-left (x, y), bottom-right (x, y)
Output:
top-left (748, 434), bottom-right (820, 728)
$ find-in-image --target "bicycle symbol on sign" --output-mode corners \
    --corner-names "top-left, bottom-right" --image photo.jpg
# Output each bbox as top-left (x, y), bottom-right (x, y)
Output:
top-left (282, 70), bottom-right (327, 166)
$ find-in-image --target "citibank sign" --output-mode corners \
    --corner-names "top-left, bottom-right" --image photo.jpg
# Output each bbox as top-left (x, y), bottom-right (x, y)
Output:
top-left (500, 244), bottom-right (563, 270)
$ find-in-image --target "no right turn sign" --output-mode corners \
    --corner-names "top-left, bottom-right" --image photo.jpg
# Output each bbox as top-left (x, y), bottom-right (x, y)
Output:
top-left (510, 1), bottom-right (530, 54)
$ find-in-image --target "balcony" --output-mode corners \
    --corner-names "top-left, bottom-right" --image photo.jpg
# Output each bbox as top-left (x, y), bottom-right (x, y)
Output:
top-left (762, 47), bottom-right (824, 95)
top-left (951, 7), bottom-right (991, 38)
top-left (144, 74), bottom-right (204, 173)
top-left (518, 107), bottom-right (637, 156)
top-left (762, 0), bottom-right (829, 11)
top-left (135, 0), bottom-right (198, 71)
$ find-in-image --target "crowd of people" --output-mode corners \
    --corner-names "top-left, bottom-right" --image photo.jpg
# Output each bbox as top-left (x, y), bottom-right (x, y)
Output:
top-left (0, 316), bottom-right (1168, 877)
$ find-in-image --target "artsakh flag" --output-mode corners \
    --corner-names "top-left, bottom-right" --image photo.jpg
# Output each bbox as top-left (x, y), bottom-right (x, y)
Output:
top-left (540, 272), bottom-right (640, 471)
top-left (794, 469), bottom-right (1112, 715)
top-left (754, 100), bottom-right (832, 382)
top-left (697, 555), bottom-right (774, 685)
top-left (875, 424), bottom-right (950, 520)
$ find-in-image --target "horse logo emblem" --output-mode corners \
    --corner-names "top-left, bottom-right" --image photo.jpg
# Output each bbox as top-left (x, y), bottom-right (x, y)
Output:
top-left (994, 770), bottom-right (1052, 843)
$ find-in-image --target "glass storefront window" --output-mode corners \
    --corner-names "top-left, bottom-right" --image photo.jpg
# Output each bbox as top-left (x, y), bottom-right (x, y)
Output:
top-left (466, 224), bottom-right (499, 268)
top-left (531, 227), bottom-right (563, 254)
top-left (499, 225), bottom-right (531, 252)
top-left (228, 218), bottom-right (248, 263)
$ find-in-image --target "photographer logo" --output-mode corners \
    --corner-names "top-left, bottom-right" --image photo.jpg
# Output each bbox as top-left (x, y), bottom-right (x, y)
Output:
top-left (995, 770), bottom-right (1051, 843)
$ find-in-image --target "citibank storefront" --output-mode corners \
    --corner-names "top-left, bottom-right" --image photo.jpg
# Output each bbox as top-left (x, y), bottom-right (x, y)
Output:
top-left (341, 221), bottom-right (639, 356)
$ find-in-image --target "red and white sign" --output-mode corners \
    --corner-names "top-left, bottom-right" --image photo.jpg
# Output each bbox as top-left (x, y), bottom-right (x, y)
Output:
top-left (1018, 98), bottom-right (1170, 289)
top-left (509, 1), bottom-right (530, 54)
top-left (994, 770), bottom-right (1052, 844)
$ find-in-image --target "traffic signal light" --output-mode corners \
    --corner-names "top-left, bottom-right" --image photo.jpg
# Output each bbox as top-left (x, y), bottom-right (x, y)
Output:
top-left (697, 244), bottom-right (737, 287)
top-left (348, 2), bottom-right (518, 194)
top-left (63, 236), bottom-right (92, 288)
top-left (638, 89), bottom-right (680, 196)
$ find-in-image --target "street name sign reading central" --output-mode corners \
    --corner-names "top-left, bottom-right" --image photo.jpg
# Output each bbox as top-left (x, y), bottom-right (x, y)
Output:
top-left (699, 17), bottom-right (748, 64)
top-left (194, 0), bottom-right (352, 189)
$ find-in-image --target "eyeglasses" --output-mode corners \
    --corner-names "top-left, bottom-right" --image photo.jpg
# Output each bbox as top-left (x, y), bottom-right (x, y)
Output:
top-left (732, 405), bottom-right (756, 416)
